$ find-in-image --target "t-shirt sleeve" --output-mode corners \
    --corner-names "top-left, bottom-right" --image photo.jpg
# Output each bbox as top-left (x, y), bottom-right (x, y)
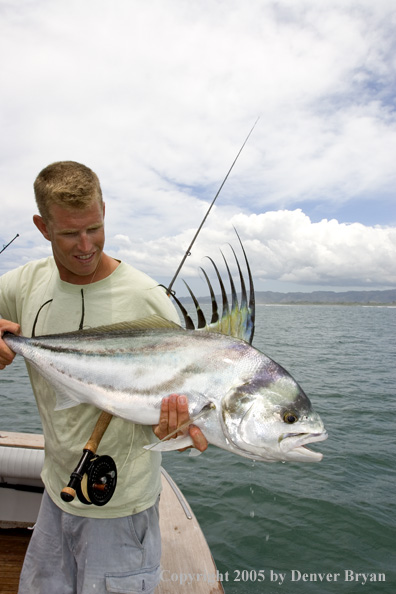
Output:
top-left (0, 268), bottom-right (20, 322)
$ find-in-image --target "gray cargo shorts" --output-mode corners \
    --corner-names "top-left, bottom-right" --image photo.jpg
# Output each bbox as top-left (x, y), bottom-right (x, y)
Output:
top-left (18, 491), bottom-right (161, 594)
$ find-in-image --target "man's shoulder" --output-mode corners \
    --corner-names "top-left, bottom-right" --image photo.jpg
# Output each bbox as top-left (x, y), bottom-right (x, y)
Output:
top-left (1, 256), bottom-right (55, 283)
top-left (114, 261), bottom-right (159, 287)
top-left (112, 262), bottom-right (179, 323)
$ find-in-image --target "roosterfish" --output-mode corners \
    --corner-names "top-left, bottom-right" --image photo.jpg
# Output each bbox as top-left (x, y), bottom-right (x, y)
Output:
top-left (3, 237), bottom-right (327, 463)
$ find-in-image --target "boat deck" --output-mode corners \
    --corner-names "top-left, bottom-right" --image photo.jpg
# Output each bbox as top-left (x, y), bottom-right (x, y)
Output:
top-left (0, 529), bottom-right (31, 594)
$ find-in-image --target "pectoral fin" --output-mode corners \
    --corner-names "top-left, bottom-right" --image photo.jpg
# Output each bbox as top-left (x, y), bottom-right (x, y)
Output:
top-left (143, 434), bottom-right (194, 452)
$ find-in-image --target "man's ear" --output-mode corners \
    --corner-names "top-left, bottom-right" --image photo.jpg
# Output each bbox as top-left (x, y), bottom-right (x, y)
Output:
top-left (33, 215), bottom-right (51, 241)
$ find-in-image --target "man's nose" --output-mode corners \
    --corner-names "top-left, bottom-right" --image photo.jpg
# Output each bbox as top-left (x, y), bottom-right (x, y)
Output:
top-left (77, 233), bottom-right (91, 252)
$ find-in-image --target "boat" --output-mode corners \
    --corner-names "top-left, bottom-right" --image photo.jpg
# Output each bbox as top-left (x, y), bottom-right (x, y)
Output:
top-left (0, 431), bottom-right (224, 593)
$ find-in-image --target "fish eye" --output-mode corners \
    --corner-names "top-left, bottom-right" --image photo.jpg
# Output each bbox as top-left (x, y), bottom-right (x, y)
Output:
top-left (283, 411), bottom-right (298, 424)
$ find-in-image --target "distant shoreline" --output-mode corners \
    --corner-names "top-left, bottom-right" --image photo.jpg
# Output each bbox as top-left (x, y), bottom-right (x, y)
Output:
top-left (255, 302), bottom-right (396, 307)
top-left (179, 288), bottom-right (396, 307)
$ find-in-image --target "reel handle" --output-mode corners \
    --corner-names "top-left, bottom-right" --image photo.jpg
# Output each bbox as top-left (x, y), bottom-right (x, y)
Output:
top-left (60, 411), bottom-right (113, 503)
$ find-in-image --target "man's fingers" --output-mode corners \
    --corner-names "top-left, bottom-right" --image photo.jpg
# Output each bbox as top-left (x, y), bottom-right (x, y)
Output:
top-left (153, 396), bottom-right (170, 440)
top-left (189, 425), bottom-right (208, 452)
top-left (0, 320), bottom-right (20, 369)
top-left (167, 394), bottom-right (179, 436)
top-left (153, 394), bottom-right (208, 453)
top-left (0, 320), bottom-right (21, 336)
top-left (0, 350), bottom-right (15, 367)
top-left (153, 394), bottom-right (189, 440)
top-left (174, 394), bottom-right (189, 425)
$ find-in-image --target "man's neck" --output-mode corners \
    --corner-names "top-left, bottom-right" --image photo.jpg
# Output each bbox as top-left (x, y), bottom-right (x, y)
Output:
top-left (58, 253), bottom-right (120, 285)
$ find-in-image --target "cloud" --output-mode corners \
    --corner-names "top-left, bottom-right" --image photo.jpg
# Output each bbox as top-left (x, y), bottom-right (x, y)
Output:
top-left (232, 210), bottom-right (396, 287)
top-left (1, 0), bottom-right (396, 293)
top-left (106, 209), bottom-right (396, 294)
top-left (2, 208), bottom-right (394, 294)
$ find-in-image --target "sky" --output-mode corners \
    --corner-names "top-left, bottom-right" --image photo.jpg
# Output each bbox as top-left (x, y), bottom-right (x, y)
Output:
top-left (1, 0), bottom-right (395, 298)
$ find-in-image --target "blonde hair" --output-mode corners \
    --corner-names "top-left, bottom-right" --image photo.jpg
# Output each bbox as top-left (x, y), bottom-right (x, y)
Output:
top-left (34, 161), bottom-right (103, 221)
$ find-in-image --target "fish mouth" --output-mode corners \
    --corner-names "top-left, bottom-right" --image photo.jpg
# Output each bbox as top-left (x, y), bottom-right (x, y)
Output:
top-left (280, 431), bottom-right (328, 462)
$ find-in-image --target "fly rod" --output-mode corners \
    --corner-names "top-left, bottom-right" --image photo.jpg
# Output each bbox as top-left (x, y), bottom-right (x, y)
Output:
top-left (0, 234), bottom-right (19, 255)
top-left (166, 117), bottom-right (259, 295)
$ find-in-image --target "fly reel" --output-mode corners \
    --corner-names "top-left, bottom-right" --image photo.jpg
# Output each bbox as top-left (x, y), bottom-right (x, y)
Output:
top-left (60, 412), bottom-right (117, 507)
top-left (75, 455), bottom-right (117, 506)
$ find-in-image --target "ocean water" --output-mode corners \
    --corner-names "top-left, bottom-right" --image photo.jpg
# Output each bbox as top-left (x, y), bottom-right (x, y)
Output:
top-left (1, 305), bottom-right (395, 593)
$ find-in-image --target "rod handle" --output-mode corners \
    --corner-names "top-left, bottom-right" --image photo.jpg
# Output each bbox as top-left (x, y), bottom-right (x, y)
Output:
top-left (85, 411), bottom-right (113, 453)
top-left (60, 450), bottom-right (94, 502)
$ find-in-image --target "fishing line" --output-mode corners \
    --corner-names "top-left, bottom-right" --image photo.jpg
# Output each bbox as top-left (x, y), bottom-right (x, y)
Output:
top-left (79, 289), bottom-right (85, 330)
top-left (31, 300), bottom-right (53, 337)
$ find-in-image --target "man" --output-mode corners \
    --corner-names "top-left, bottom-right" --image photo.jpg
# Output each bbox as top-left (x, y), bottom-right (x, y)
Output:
top-left (0, 161), bottom-right (207, 594)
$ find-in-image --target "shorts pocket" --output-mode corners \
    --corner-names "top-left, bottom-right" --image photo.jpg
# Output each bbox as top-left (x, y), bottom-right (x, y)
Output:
top-left (127, 498), bottom-right (161, 552)
top-left (105, 566), bottom-right (160, 593)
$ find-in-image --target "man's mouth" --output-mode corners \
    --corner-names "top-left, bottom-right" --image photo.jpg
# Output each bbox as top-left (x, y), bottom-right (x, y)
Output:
top-left (75, 253), bottom-right (95, 262)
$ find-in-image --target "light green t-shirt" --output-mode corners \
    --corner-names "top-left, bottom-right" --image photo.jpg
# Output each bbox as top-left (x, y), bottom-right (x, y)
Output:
top-left (0, 256), bottom-right (180, 518)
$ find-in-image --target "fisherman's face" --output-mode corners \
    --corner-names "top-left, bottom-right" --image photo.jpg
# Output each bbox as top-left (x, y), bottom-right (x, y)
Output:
top-left (34, 199), bottom-right (106, 284)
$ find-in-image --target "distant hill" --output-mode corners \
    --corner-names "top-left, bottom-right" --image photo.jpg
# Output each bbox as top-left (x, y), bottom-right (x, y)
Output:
top-left (254, 289), bottom-right (396, 305)
top-left (179, 288), bottom-right (396, 306)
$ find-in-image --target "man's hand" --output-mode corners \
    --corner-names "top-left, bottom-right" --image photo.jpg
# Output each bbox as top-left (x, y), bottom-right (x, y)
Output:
top-left (0, 319), bottom-right (20, 370)
top-left (153, 394), bottom-right (208, 452)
